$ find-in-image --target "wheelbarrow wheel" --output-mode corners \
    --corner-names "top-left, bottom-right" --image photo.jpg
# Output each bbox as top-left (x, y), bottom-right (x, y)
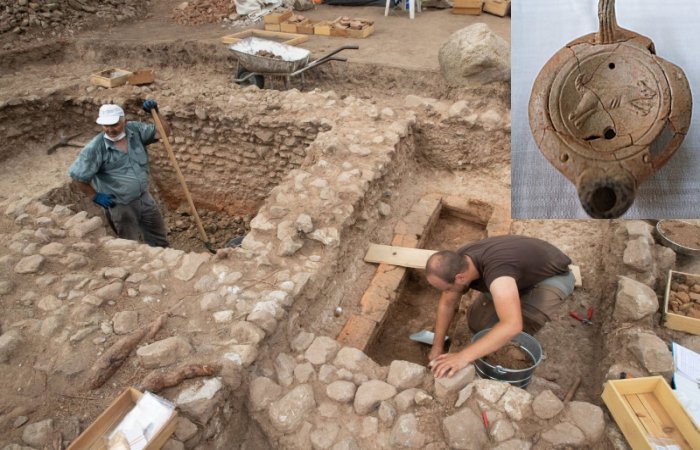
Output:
top-left (235, 67), bottom-right (264, 89)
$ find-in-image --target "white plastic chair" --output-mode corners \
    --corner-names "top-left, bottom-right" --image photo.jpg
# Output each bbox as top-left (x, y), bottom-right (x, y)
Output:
top-left (385, 0), bottom-right (422, 19)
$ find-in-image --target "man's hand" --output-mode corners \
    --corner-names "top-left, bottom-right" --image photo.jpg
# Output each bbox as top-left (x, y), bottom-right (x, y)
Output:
top-left (428, 344), bottom-right (445, 363)
top-left (430, 351), bottom-right (471, 379)
top-left (142, 99), bottom-right (158, 113)
top-left (92, 192), bottom-right (114, 208)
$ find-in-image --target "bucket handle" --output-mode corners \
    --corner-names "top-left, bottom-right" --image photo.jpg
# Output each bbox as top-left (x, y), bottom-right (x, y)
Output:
top-left (494, 365), bottom-right (507, 375)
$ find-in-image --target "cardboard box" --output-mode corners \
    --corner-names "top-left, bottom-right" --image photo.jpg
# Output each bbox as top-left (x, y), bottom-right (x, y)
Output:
top-left (452, 7), bottom-right (482, 15)
top-left (483, 0), bottom-right (510, 17)
top-left (263, 10), bottom-right (292, 24)
top-left (90, 68), bottom-right (133, 88)
top-left (330, 19), bottom-right (349, 37)
top-left (453, 0), bottom-right (483, 8)
top-left (314, 20), bottom-right (334, 36)
top-left (264, 23), bottom-right (281, 32)
top-left (602, 377), bottom-right (700, 450)
top-left (127, 69), bottom-right (155, 86)
top-left (67, 388), bottom-right (177, 450)
top-left (281, 19), bottom-right (309, 34)
top-left (297, 20), bottom-right (317, 35)
top-left (663, 270), bottom-right (700, 336)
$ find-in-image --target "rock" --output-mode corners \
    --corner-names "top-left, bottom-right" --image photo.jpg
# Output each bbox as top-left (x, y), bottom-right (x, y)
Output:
top-left (39, 242), bottom-right (65, 256)
top-left (493, 439), bottom-right (532, 450)
top-left (310, 228), bottom-right (339, 247)
top-left (13, 416), bottom-right (29, 428)
top-left (567, 401), bottom-right (605, 442)
top-left (113, 311), bottom-right (138, 334)
top-left (305, 336), bottom-right (341, 365)
top-left (489, 419), bottom-right (514, 442)
top-left (176, 377), bottom-right (224, 424)
top-left (0, 280), bottom-right (13, 295)
top-left (0, 330), bottom-right (21, 363)
top-left (378, 400), bottom-right (397, 426)
top-left (294, 362), bottom-right (315, 383)
top-left (438, 23), bottom-right (510, 89)
top-left (296, 214), bottom-right (313, 233)
top-left (70, 216), bottom-right (103, 238)
top-left (625, 221), bottom-right (654, 242)
top-left (354, 380), bottom-right (397, 415)
top-left (394, 388), bottom-right (419, 411)
top-left (139, 283), bottom-right (163, 295)
top-left (532, 389), bottom-right (564, 419)
top-left (541, 422), bottom-right (586, 446)
top-left (200, 292), bottom-right (224, 311)
top-left (623, 237), bottom-right (653, 273)
top-left (291, 331), bottom-right (315, 353)
top-left (105, 267), bottom-right (130, 280)
top-left (223, 344), bottom-right (258, 368)
top-left (95, 281), bottom-right (123, 300)
top-left (82, 294), bottom-right (105, 307)
top-left (14, 255), bottom-right (44, 274)
top-left (268, 384), bottom-right (316, 433)
top-left (37, 295), bottom-right (62, 311)
top-left (414, 390), bottom-right (432, 406)
top-left (629, 333), bottom-right (673, 376)
top-left (21, 419), bottom-right (53, 447)
top-left (498, 386), bottom-right (533, 421)
top-left (213, 310), bottom-right (234, 323)
top-left (175, 253), bottom-right (210, 281)
top-left (230, 321), bottom-right (265, 345)
top-left (137, 336), bottom-right (193, 368)
top-left (174, 417), bottom-right (198, 441)
top-left (442, 408), bottom-right (488, 449)
top-left (333, 347), bottom-right (380, 376)
top-left (387, 360), bottom-right (427, 390)
top-left (390, 414), bottom-right (426, 448)
top-left (275, 352), bottom-right (297, 387)
top-left (162, 440), bottom-right (185, 450)
top-left (310, 421), bottom-right (340, 449)
top-left (326, 380), bottom-right (357, 403)
top-left (472, 379), bottom-right (509, 403)
top-left (434, 365), bottom-right (476, 400)
top-left (70, 326), bottom-right (98, 343)
top-left (247, 308), bottom-right (276, 334)
top-left (249, 376), bottom-right (283, 411)
top-left (614, 276), bottom-right (659, 321)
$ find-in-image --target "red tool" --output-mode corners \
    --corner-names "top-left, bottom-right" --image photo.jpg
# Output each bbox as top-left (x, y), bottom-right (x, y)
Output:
top-left (569, 306), bottom-right (593, 325)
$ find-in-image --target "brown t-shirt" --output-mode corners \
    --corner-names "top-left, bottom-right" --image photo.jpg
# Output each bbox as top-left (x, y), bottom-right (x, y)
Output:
top-left (457, 235), bottom-right (572, 293)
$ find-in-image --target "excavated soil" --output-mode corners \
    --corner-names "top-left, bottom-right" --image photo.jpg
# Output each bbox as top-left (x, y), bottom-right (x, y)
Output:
top-left (660, 221), bottom-right (700, 249)
top-left (482, 343), bottom-right (534, 370)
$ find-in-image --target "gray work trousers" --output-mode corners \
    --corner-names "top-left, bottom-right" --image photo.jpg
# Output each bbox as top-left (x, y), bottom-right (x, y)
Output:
top-left (468, 271), bottom-right (576, 334)
top-left (106, 191), bottom-right (169, 247)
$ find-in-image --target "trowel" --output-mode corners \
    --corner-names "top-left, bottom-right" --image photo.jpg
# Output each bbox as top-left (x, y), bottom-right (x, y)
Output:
top-left (409, 330), bottom-right (449, 346)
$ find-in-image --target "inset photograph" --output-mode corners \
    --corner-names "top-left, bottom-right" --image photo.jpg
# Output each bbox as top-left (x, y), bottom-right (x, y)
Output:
top-left (512, 0), bottom-right (700, 219)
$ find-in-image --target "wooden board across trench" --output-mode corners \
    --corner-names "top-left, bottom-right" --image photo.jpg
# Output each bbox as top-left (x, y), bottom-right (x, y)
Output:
top-left (364, 244), bottom-right (582, 287)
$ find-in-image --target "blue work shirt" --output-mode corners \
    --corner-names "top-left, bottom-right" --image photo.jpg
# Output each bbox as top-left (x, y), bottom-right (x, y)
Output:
top-left (68, 121), bottom-right (157, 205)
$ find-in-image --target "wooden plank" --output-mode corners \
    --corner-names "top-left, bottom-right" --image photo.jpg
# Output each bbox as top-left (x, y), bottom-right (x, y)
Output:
top-left (625, 393), bottom-right (669, 440)
top-left (364, 244), bottom-right (436, 269)
top-left (569, 264), bottom-right (582, 288)
top-left (638, 393), bottom-right (692, 450)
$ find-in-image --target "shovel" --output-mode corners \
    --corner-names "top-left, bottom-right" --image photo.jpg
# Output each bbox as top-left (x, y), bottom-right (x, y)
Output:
top-left (409, 330), bottom-right (450, 346)
top-left (150, 109), bottom-right (214, 253)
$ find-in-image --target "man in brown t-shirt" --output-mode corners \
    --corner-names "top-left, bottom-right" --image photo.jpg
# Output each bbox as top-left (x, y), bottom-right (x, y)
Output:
top-left (424, 235), bottom-right (574, 378)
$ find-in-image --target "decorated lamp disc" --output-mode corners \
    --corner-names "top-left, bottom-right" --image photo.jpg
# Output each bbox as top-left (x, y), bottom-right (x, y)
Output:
top-left (528, 0), bottom-right (692, 218)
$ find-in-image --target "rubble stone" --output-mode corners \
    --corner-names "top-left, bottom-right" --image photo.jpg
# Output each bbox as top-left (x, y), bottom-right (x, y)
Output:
top-left (472, 379), bottom-right (508, 403)
top-left (490, 419), bottom-right (515, 442)
top-left (435, 365), bottom-right (476, 400)
top-left (137, 336), bottom-right (193, 368)
top-left (614, 276), bottom-right (659, 321)
top-left (0, 330), bottom-right (21, 363)
top-left (493, 440), bottom-right (532, 450)
top-left (223, 344), bottom-right (258, 368)
top-left (268, 384), bottom-right (316, 433)
top-left (37, 295), bottom-right (61, 311)
top-left (14, 255), bottom-right (44, 274)
top-left (378, 400), bottom-right (397, 426)
top-left (230, 321), bottom-right (265, 345)
top-left (567, 401), bottom-right (605, 442)
top-left (175, 377), bottom-right (224, 424)
top-left (354, 380), bottom-right (397, 415)
top-left (305, 336), bottom-right (341, 365)
top-left (390, 414), bottom-right (426, 448)
top-left (442, 408), bottom-right (488, 449)
top-left (394, 388), bottom-right (418, 412)
top-left (249, 376), bottom-right (283, 411)
top-left (532, 389), bottom-right (564, 419)
top-left (310, 421), bottom-right (339, 449)
top-left (326, 380), bottom-right (356, 403)
top-left (498, 386), bottom-right (533, 421)
top-left (113, 311), bottom-right (138, 334)
top-left (291, 331), bottom-right (315, 353)
top-left (623, 237), bottom-right (653, 272)
top-left (541, 422), bottom-right (586, 446)
top-left (629, 333), bottom-right (673, 376)
top-left (174, 417), bottom-right (198, 442)
top-left (387, 360), bottom-right (427, 390)
top-left (21, 419), bottom-right (54, 447)
top-left (275, 353), bottom-right (297, 387)
top-left (333, 347), bottom-right (380, 376)
top-left (175, 253), bottom-right (210, 281)
top-left (294, 362), bottom-right (315, 383)
top-left (95, 281), bottom-right (123, 300)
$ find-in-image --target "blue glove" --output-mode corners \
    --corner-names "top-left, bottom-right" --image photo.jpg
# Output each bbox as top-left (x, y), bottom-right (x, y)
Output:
top-left (143, 99), bottom-right (158, 113)
top-left (93, 192), bottom-right (114, 208)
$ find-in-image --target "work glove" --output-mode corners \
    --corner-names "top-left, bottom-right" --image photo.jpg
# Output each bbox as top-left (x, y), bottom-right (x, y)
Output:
top-left (142, 99), bottom-right (158, 113)
top-left (92, 192), bottom-right (114, 208)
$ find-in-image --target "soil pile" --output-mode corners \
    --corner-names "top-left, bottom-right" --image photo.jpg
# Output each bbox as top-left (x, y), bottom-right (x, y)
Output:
top-left (171, 0), bottom-right (235, 25)
top-left (659, 220), bottom-right (700, 249)
top-left (483, 344), bottom-right (533, 370)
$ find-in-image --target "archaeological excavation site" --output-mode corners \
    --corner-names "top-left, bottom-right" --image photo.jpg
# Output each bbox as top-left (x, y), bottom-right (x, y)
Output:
top-left (1, 1), bottom-right (700, 449)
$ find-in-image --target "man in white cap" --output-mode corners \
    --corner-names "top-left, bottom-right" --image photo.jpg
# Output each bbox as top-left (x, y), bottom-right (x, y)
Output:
top-left (68, 100), bottom-right (171, 247)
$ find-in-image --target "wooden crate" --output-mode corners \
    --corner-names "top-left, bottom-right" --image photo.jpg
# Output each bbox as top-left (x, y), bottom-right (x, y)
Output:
top-left (314, 20), bottom-right (333, 36)
top-left (264, 23), bottom-right (281, 32)
top-left (221, 29), bottom-right (308, 46)
top-left (127, 69), bottom-right (155, 86)
top-left (452, 7), bottom-right (482, 15)
top-left (297, 20), bottom-right (317, 35)
top-left (602, 377), bottom-right (700, 450)
top-left (330, 19), bottom-right (349, 37)
top-left (263, 10), bottom-right (292, 24)
top-left (453, 0), bottom-right (483, 8)
top-left (281, 19), bottom-right (309, 34)
top-left (662, 270), bottom-right (700, 336)
top-left (483, 0), bottom-right (510, 17)
top-left (346, 21), bottom-right (374, 39)
top-left (67, 388), bottom-right (177, 450)
top-left (90, 68), bottom-right (133, 88)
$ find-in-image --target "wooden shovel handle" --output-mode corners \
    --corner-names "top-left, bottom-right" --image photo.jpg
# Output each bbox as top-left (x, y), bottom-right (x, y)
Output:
top-left (150, 109), bottom-right (209, 243)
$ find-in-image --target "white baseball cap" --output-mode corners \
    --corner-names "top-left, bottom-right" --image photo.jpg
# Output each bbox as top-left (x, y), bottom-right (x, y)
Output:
top-left (96, 104), bottom-right (125, 125)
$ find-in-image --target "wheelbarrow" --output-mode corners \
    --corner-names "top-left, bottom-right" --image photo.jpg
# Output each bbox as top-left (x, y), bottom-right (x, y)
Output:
top-left (229, 37), bottom-right (358, 90)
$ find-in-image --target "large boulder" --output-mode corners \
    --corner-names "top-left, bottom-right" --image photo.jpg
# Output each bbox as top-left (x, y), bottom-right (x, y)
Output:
top-left (629, 333), bottom-right (673, 376)
top-left (438, 23), bottom-right (510, 89)
top-left (614, 276), bottom-right (659, 321)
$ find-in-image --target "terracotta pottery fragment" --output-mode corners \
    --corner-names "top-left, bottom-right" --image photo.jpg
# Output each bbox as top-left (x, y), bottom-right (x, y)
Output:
top-left (529, 0), bottom-right (692, 218)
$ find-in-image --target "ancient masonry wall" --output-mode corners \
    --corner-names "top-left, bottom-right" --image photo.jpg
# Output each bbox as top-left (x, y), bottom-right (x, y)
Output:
top-left (0, 85), bottom-right (519, 449)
